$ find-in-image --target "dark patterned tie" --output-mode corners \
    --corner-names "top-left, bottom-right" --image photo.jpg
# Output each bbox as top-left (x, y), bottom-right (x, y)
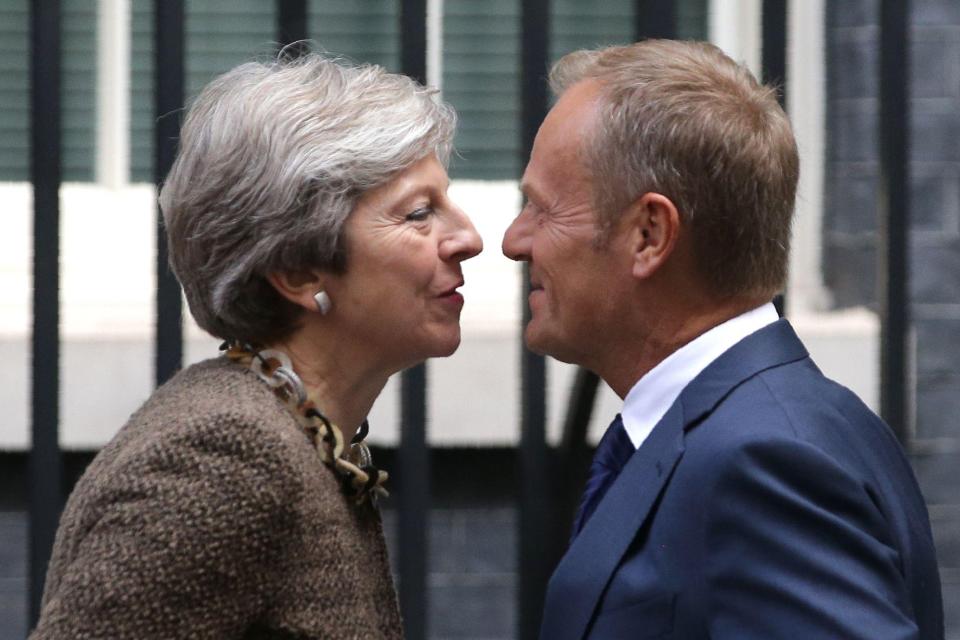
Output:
top-left (570, 414), bottom-right (635, 542)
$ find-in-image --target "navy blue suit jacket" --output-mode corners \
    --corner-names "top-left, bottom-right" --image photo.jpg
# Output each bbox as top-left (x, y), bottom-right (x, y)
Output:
top-left (541, 320), bottom-right (943, 639)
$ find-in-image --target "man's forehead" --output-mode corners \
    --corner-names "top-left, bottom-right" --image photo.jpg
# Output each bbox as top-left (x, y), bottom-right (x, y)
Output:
top-left (529, 82), bottom-right (603, 174)
top-left (544, 79), bottom-right (604, 137)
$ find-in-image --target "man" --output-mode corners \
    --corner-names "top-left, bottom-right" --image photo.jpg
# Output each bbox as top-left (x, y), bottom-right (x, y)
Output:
top-left (502, 40), bottom-right (942, 639)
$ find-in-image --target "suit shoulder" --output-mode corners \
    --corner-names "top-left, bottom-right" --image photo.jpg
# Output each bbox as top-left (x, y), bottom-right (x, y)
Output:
top-left (683, 357), bottom-right (915, 495)
top-left (693, 358), bottom-right (890, 444)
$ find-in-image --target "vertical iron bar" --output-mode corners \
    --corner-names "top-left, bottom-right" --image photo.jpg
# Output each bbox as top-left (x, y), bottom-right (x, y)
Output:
top-left (398, 365), bottom-right (428, 640)
top-left (555, 369), bottom-right (600, 546)
top-left (762, 0), bottom-right (788, 317)
top-left (154, 0), bottom-right (184, 386)
top-left (878, 0), bottom-right (910, 442)
top-left (761, 0), bottom-right (788, 107)
top-left (634, 0), bottom-right (675, 40)
top-left (276, 0), bottom-right (308, 57)
top-left (401, 0), bottom-right (428, 85)
top-left (399, 2), bottom-right (429, 639)
top-left (520, 1), bottom-right (550, 638)
top-left (29, 0), bottom-right (63, 625)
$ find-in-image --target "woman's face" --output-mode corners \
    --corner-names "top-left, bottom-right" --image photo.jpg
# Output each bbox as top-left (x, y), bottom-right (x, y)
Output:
top-left (324, 154), bottom-right (483, 371)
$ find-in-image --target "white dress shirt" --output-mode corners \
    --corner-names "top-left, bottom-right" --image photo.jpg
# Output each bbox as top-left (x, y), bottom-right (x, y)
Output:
top-left (621, 303), bottom-right (781, 449)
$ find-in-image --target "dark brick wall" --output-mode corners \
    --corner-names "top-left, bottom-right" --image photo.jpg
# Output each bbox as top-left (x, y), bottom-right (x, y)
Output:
top-left (0, 449), bottom-right (522, 640)
top-left (0, 508), bottom-right (517, 640)
top-left (825, 0), bottom-right (960, 635)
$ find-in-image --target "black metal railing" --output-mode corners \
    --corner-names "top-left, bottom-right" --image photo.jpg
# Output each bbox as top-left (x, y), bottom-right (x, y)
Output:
top-left (24, 1), bottom-right (911, 638)
top-left (878, 0), bottom-right (910, 443)
top-left (28, 0), bottom-right (63, 625)
top-left (517, 1), bottom-right (551, 638)
top-left (520, 6), bottom-right (683, 640)
top-left (396, 3), bottom-right (430, 637)
top-left (154, 0), bottom-right (184, 387)
top-left (761, 0), bottom-right (788, 318)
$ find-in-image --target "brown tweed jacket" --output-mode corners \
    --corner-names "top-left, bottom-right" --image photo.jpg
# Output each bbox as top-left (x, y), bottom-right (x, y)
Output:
top-left (31, 357), bottom-right (404, 639)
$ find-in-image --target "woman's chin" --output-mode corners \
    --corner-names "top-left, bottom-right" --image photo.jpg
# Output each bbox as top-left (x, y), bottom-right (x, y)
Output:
top-left (423, 328), bottom-right (463, 360)
top-left (389, 328), bottom-right (463, 372)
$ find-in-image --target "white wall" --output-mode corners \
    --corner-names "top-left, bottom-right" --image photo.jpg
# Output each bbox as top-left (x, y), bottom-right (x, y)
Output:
top-left (1, 0), bottom-right (880, 451)
top-left (0, 181), bottom-right (623, 450)
top-left (0, 172), bottom-right (877, 451)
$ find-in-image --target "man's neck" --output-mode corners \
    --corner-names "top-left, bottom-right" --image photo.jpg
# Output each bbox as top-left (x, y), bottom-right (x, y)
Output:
top-left (598, 297), bottom-right (770, 398)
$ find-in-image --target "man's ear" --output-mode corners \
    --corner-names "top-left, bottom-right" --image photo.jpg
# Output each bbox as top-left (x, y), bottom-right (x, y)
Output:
top-left (626, 192), bottom-right (681, 280)
top-left (266, 270), bottom-right (326, 313)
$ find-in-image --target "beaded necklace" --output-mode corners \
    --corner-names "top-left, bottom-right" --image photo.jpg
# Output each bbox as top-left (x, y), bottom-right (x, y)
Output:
top-left (222, 341), bottom-right (388, 504)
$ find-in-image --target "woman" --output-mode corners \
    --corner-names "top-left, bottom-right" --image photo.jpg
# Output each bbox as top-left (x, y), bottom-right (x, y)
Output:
top-left (31, 54), bottom-right (482, 639)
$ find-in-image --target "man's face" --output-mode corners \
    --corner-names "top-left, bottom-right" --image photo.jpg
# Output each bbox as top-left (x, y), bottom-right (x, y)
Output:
top-left (502, 81), bottom-right (629, 366)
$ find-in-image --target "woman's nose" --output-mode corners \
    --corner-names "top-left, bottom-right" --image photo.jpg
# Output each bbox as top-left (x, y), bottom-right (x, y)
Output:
top-left (442, 207), bottom-right (483, 262)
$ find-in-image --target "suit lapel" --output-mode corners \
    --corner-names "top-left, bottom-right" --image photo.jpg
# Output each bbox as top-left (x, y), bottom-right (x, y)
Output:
top-left (539, 403), bottom-right (686, 640)
top-left (538, 320), bottom-right (810, 640)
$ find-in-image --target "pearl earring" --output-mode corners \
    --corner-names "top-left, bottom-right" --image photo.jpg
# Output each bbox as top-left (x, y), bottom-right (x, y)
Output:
top-left (313, 290), bottom-right (332, 315)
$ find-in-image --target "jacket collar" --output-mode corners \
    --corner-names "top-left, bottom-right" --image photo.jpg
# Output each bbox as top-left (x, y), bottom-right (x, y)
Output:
top-left (539, 319), bottom-right (809, 640)
top-left (678, 319), bottom-right (808, 427)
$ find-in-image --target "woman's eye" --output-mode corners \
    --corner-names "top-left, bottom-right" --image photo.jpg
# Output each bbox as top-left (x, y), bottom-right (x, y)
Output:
top-left (405, 207), bottom-right (433, 222)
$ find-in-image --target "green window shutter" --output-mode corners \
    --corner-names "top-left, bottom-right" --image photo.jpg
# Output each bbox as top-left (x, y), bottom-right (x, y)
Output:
top-left (677, 0), bottom-right (708, 40)
top-left (0, 0), bottom-right (95, 182)
top-left (551, 0), bottom-right (634, 61)
top-left (553, 0), bottom-right (707, 54)
top-left (185, 1), bottom-right (275, 98)
top-left (308, 0), bottom-right (399, 71)
top-left (444, 0), bottom-right (521, 181)
top-left (444, 0), bottom-right (707, 181)
top-left (0, 1), bottom-right (28, 181)
top-left (4, 1), bottom-right (706, 184)
top-left (131, 0), bottom-right (400, 183)
top-left (130, 0), bottom-right (275, 183)
top-left (128, 1), bottom-right (705, 184)
top-left (129, 0), bottom-right (152, 183)
top-left (63, 0), bottom-right (97, 182)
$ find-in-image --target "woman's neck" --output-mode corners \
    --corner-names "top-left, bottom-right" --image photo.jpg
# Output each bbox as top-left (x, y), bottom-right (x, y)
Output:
top-left (265, 323), bottom-right (391, 445)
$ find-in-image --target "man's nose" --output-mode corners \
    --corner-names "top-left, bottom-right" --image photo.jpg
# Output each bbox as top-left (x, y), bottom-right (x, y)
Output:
top-left (502, 208), bottom-right (533, 262)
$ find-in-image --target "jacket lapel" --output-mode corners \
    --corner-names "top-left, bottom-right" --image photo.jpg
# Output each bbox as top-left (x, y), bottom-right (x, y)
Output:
top-left (538, 320), bottom-right (810, 640)
top-left (539, 402), bottom-right (686, 640)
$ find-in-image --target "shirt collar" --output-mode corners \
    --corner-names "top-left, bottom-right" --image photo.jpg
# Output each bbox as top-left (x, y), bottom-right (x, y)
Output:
top-left (620, 302), bottom-right (780, 449)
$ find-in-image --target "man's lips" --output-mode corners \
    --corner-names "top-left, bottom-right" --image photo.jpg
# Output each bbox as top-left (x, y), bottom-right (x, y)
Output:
top-left (438, 281), bottom-right (465, 297)
top-left (436, 281), bottom-right (465, 310)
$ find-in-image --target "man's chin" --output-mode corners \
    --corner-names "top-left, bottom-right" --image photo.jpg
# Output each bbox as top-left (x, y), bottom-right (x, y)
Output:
top-left (523, 324), bottom-right (547, 355)
top-left (523, 325), bottom-right (576, 363)
top-left (523, 320), bottom-right (586, 366)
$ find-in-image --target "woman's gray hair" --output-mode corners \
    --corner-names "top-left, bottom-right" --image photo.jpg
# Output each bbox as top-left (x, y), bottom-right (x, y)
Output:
top-left (159, 53), bottom-right (456, 344)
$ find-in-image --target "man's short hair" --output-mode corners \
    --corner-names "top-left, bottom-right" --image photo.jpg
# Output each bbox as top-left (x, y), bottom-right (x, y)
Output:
top-left (550, 40), bottom-right (800, 300)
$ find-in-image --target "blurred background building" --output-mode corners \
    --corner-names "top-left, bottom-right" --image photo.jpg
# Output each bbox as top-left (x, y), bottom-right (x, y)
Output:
top-left (1, 0), bottom-right (957, 638)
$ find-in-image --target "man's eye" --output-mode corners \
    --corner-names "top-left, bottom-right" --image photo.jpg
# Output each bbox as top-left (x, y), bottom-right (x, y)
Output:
top-left (405, 207), bottom-right (433, 222)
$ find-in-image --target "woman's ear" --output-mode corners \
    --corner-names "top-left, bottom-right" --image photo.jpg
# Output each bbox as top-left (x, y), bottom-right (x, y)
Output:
top-left (266, 270), bottom-right (329, 314)
top-left (626, 192), bottom-right (681, 280)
